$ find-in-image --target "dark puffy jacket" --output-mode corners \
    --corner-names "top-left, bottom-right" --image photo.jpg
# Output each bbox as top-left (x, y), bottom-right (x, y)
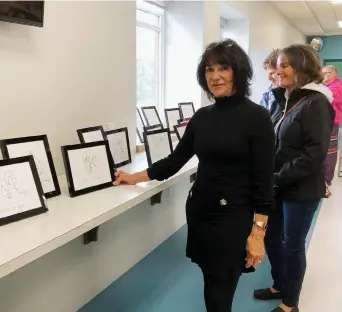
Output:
top-left (271, 84), bottom-right (335, 200)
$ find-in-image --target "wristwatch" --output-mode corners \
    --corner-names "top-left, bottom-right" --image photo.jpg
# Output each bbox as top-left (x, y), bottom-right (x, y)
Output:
top-left (254, 221), bottom-right (267, 230)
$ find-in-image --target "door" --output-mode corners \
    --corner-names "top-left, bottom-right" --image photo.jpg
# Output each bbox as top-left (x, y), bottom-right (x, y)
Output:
top-left (324, 59), bottom-right (342, 78)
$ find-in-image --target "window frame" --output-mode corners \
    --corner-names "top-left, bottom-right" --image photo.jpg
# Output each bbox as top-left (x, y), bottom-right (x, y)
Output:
top-left (136, 2), bottom-right (165, 112)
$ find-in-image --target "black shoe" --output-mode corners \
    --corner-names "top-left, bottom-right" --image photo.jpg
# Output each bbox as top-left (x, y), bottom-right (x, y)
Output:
top-left (271, 307), bottom-right (299, 312)
top-left (254, 288), bottom-right (282, 300)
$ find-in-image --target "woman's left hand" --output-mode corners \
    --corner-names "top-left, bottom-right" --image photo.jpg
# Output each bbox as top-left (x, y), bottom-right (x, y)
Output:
top-left (245, 228), bottom-right (265, 268)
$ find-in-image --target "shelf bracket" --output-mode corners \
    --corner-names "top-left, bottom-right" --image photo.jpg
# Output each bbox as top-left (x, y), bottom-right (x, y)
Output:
top-left (83, 227), bottom-right (99, 245)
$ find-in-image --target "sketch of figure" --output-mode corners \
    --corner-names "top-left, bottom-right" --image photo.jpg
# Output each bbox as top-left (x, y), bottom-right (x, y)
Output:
top-left (0, 171), bottom-right (27, 200)
top-left (28, 149), bottom-right (50, 183)
top-left (83, 156), bottom-right (97, 174)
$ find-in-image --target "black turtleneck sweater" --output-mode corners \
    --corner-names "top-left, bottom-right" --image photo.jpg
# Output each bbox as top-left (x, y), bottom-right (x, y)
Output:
top-left (147, 94), bottom-right (275, 215)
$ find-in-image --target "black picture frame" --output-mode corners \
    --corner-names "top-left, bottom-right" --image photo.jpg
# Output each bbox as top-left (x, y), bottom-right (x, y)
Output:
top-left (143, 128), bottom-right (173, 167)
top-left (77, 126), bottom-right (106, 144)
top-left (143, 124), bottom-right (163, 133)
top-left (105, 127), bottom-right (132, 168)
top-left (136, 128), bottom-right (144, 144)
top-left (136, 109), bottom-right (146, 144)
top-left (141, 106), bottom-right (163, 127)
top-left (0, 135), bottom-right (61, 198)
top-left (0, 156), bottom-right (48, 226)
top-left (178, 102), bottom-right (195, 119)
top-left (164, 108), bottom-right (181, 134)
top-left (173, 124), bottom-right (187, 140)
top-left (61, 141), bottom-right (115, 198)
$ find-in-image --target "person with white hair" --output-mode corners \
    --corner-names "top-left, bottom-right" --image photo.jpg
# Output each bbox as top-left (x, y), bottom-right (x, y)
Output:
top-left (322, 65), bottom-right (342, 197)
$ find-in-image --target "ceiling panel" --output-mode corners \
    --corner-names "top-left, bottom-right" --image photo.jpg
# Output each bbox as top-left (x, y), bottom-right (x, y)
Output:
top-left (272, 1), bottom-right (313, 19)
top-left (269, 0), bottom-right (342, 36)
top-left (333, 4), bottom-right (342, 20)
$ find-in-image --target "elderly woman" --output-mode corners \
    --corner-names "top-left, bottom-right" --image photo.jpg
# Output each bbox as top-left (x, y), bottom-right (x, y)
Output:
top-left (114, 39), bottom-right (275, 312)
top-left (261, 49), bottom-right (280, 113)
top-left (254, 45), bottom-right (335, 312)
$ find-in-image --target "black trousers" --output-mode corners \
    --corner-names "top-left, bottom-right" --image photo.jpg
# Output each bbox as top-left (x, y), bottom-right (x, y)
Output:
top-left (201, 265), bottom-right (242, 312)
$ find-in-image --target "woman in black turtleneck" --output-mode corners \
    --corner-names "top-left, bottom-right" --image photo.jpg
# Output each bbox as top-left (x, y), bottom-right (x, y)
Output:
top-left (113, 39), bottom-right (275, 312)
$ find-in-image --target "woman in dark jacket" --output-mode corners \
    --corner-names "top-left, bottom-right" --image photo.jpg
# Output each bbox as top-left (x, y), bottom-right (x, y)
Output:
top-left (114, 39), bottom-right (275, 312)
top-left (254, 44), bottom-right (335, 312)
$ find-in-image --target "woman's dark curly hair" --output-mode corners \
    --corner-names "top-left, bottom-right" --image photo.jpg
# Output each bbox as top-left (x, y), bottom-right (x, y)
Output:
top-left (281, 44), bottom-right (323, 89)
top-left (197, 39), bottom-right (253, 100)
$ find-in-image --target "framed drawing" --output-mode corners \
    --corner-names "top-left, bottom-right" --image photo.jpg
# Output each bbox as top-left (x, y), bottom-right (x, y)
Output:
top-left (179, 102), bottom-right (195, 119)
top-left (174, 124), bottom-right (187, 140)
top-left (0, 156), bottom-right (48, 226)
top-left (61, 141), bottom-right (115, 197)
top-left (77, 126), bottom-right (106, 144)
top-left (143, 124), bottom-right (163, 133)
top-left (136, 109), bottom-right (145, 144)
top-left (165, 108), bottom-right (181, 134)
top-left (0, 135), bottom-right (61, 198)
top-left (106, 127), bottom-right (132, 168)
top-left (141, 106), bottom-right (163, 127)
top-left (136, 128), bottom-right (144, 144)
top-left (143, 129), bottom-right (173, 166)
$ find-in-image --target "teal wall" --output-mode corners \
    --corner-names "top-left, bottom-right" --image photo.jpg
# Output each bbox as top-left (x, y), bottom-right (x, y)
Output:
top-left (308, 35), bottom-right (342, 61)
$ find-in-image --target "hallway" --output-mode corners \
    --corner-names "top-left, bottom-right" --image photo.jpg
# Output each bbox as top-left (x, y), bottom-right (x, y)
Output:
top-left (80, 177), bottom-right (342, 312)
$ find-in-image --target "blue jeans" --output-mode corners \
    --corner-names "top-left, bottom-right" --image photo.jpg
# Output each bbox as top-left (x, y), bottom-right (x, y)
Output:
top-left (265, 200), bottom-right (320, 306)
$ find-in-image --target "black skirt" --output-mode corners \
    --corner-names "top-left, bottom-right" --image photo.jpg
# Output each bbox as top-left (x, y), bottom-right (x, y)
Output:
top-left (185, 188), bottom-right (254, 277)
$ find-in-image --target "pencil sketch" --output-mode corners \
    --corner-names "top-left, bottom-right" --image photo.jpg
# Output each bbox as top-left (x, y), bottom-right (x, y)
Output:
top-left (83, 155), bottom-right (97, 174)
top-left (28, 150), bottom-right (51, 183)
top-left (0, 171), bottom-right (27, 200)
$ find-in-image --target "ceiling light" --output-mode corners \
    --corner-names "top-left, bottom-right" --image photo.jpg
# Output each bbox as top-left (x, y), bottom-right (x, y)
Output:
top-left (331, 0), bottom-right (342, 3)
top-left (339, 21), bottom-right (342, 27)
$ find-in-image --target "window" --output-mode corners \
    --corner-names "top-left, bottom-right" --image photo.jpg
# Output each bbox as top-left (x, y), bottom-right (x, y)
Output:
top-left (136, 1), bottom-right (164, 111)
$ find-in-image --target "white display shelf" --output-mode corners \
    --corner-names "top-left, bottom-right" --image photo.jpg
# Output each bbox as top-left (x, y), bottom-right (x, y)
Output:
top-left (0, 152), bottom-right (198, 279)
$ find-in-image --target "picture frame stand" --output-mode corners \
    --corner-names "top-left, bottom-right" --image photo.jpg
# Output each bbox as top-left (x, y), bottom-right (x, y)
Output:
top-left (83, 227), bottom-right (99, 245)
top-left (151, 191), bottom-right (163, 206)
top-left (190, 173), bottom-right (197, 183)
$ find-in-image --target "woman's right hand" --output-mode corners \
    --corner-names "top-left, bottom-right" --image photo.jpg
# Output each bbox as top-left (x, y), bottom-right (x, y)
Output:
top-left (113, 171), bottom-right (138, 186)
top-left (113, 170), bottom-right (151, 186)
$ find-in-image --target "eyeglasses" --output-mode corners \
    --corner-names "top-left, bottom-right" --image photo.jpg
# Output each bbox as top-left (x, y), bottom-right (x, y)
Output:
top-left (205, 40), bottom-right (236, 51)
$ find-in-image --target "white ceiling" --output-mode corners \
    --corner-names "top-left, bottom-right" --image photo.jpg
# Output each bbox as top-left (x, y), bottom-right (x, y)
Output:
top-left (268, 0), bottom-right (342, 36)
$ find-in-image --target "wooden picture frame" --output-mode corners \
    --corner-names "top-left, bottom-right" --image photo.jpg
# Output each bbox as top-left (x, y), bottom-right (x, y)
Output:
top-left (106, 127), bottom-right (132, 168)
top-left (0, 135), bottom-right (61, 198)
top-left (143, 129), bottom-right (173, 166)
top-left (178, 102), bottom-right (195, 119)
top-left (141, 106), bottom-right (163, 127)
top-left (61, 141), bottom-right (115, 197)
top-left (164, 108), bottom-right (181, 134)
top-left (77, 126), bottom-right (106, 144)
top-left (0, 156), bottom-right (48, 226)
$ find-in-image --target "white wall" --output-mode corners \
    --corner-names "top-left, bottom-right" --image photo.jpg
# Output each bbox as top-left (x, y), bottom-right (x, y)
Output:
top-left (227, 1), bottom-right (306, 103)
top-left (164, 1), bottom-right (221, 110)
top-left (164, 1), bottom-right (203, 110)
top-left (0, 182), bottom-right (190, 312)
top-left (221, 19), bottom-right (250, 53)
top-left (0, 1), bottom-right (136, 174)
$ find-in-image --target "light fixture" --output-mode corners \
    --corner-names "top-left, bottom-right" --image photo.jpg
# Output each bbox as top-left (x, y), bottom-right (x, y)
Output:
top-left (339, 21), bottom-right (342, 28)
top-left (331, 0), bottom-right (342, 3)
